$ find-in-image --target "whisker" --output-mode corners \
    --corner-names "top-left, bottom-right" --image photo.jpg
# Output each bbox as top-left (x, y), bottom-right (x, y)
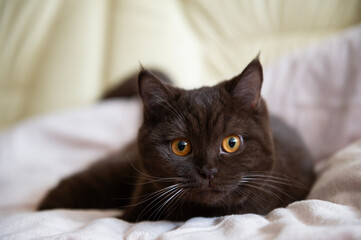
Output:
top-left (240, 182), bottom-right (286, 205)
top-left (240, 176), bottom-right (297, 202)
top-left (242, 176), bottom-right (305, 189)
top-left (245, 171), bottom-right (306, 188)
top-left (169, 189), bottom-right (188, 220)
top-left (177, 189), bottom-right (188, 219)
top-left (234, 187), bottom-right (268, 213)
top-left (125, 155), bottom-right (158, 180)
top-left (135, 177), bottom-right (186, 185)
top-left (258, 182), bottom-right (296, 200)
top-left (124, 152), bottom-right (186, 184)
top-left (165, 188), bottom-right (189, 220)
top-left (119, 184), bottom-right (179, 209)
top-left (136, 185), bottom-right (180, 222)
top-left (151, 188), bottom-right (183, 220)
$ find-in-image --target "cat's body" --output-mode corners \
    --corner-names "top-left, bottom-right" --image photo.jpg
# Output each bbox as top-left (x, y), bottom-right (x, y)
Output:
top-left (38, 58), bottom-right (314, 222)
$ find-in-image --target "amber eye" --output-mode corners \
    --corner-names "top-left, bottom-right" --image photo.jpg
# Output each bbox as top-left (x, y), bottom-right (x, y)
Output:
top-left (171, 138), bottom-right (191, 156)
top-left (222, 135), bottom-right (242, 153)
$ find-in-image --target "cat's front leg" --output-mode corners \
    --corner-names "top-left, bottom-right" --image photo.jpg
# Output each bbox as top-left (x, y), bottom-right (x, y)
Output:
top-left (38, 172), bottom-right (90, 210)
top-left (38, 148), bottom-right (139, 210)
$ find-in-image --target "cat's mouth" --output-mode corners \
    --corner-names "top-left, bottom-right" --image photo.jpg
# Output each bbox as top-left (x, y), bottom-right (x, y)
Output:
top-left (198, 187), bottom-right (224, 195)
top-left (183, 184), bottom-right (235, 205)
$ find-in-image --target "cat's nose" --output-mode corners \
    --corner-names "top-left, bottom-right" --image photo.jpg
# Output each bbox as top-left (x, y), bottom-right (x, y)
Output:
top-left (199, 166), bottom-right (218, 180)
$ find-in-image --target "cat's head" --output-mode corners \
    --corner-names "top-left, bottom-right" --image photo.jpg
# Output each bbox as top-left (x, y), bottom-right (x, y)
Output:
top-left (137, 57), bottom-right (275, 206)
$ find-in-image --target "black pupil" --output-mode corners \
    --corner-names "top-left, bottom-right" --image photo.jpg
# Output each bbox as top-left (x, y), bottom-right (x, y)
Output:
top-left (228, 137), bottom-right (237, 148)
top-left (178, 140), bottom-right (187, 151)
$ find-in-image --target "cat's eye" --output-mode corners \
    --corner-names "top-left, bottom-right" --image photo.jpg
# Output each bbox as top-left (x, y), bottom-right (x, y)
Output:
top-left (171, 138), bottom-right (191, 156)
top-left (222, 135), bottom-right (242, 153)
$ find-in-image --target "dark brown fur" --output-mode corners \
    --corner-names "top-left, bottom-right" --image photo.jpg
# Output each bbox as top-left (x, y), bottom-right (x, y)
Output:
top-left (38, 58), bottom-right (314, 222)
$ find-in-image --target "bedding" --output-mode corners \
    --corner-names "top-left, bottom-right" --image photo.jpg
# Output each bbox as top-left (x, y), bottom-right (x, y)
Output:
top-left (1, 23), bottom-right (361, 240)
top-left (0, 100), bottom-right (361, 240)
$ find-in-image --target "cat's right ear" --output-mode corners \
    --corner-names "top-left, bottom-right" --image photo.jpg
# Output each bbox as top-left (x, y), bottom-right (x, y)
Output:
top-left (138, 69), bottom-right (173, 115)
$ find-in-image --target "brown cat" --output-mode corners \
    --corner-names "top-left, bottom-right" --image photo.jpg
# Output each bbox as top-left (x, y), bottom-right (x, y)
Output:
top-left (38, 57), bottom-right (314, 222)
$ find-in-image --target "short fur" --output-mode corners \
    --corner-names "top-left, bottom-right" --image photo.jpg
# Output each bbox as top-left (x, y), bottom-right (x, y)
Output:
top-left (38, 58), bottom-right (314, 222)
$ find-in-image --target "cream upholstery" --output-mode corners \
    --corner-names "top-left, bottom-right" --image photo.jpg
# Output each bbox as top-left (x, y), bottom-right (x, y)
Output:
top-left (1, 0), bottom-right (361, 129)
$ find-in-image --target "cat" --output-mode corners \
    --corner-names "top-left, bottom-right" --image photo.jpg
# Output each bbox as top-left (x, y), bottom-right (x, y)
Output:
top-left (38, 57), bottom-right (314, 222)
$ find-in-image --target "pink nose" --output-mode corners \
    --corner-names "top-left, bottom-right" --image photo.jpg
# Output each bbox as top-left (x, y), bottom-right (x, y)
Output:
top-left (199, 166), bottom-right (218, 180)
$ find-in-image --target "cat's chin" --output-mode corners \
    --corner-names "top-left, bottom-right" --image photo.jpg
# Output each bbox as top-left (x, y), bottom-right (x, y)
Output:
top-left (186, 187), bottom-right (232, 206)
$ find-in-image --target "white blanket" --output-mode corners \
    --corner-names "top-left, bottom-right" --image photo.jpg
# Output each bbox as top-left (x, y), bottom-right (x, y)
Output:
top-left (0, 100), bottom-right (361, 239)
top-left (1, 25), bottom-right (361, 240)
top-left (0, 99), bottom-right (361, 240)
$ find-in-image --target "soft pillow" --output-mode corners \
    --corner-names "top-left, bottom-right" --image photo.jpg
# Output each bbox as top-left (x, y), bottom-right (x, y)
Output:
top-left (262, 24), bottom-right (361, 161)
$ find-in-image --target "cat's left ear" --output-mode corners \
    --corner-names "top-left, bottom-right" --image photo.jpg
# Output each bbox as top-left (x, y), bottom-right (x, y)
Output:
top-left (226, 56), bottom-right (263, 110)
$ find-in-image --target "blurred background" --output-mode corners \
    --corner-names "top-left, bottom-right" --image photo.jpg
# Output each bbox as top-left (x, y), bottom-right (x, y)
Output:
top-left (0, 0), bottom-right (361, 130)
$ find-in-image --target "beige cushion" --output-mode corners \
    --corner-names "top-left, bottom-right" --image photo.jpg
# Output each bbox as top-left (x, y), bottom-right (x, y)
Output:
top-left (1, 0), bottom-right (361, 129)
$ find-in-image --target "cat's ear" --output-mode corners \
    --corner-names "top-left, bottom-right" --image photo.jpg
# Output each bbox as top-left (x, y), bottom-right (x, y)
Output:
top-left (226, 56), bottom-right (263, 110)
top-left (138, 68), bottom-right (174, 114)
